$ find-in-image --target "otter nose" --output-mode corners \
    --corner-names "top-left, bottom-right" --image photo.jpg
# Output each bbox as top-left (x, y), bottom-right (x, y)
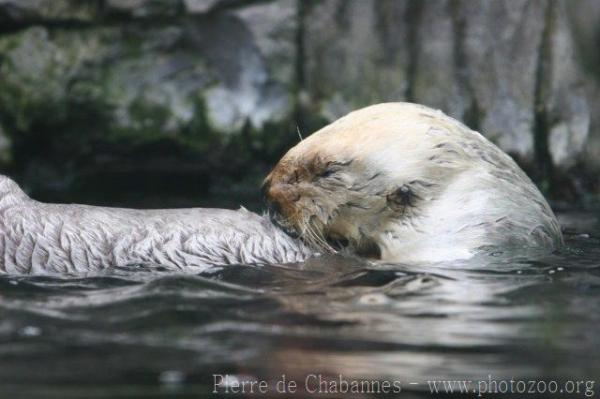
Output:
top-left (266, 182), bottom-right (299, 202)
top-left (263, 179), bottom-right (300, 215)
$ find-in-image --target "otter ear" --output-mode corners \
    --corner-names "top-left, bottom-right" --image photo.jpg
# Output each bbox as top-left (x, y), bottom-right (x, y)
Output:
top-left (386, 184), bottom-right (415, 211)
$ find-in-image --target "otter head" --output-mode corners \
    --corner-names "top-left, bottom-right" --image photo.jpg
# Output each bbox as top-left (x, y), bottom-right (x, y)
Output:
top-left (263, 148), bottom-right (384, 258)
top-left (263, 104), bottom-right (459, 259)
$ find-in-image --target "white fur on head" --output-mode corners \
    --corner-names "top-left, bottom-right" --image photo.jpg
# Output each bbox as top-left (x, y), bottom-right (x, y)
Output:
top-left (265, 102), bottom-right (562, 262)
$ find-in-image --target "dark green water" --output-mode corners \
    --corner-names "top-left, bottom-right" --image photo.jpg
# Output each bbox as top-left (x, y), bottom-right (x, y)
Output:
top-left (0, 212), bottom-right (599, 398)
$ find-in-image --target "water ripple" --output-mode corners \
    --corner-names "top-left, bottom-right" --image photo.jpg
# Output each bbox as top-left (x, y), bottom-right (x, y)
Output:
top-left (0, 213), bottom-right (599, 396)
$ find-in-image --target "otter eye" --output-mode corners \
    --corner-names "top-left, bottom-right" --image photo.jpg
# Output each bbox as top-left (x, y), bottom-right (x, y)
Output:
top-left (395, 185), bottom-right (413, 206)
top-left (315, 160), bottom-right (351, 180)
top-left (318, 169), bottom-right (335, 179)
top-left (387, 184), bottom-right (422, 210)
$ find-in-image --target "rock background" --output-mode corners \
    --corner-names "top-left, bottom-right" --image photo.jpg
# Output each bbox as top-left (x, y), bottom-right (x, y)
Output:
top-left (0, 0), bottom-right (598, 208)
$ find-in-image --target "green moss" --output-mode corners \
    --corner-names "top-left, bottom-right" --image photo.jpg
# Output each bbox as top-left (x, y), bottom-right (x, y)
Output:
top-left (0, 23), bottom-right (298, 202)
top-left (179, 95), bottom-right (221, 151)
top-left (107, 98), bottom-right (172, 144)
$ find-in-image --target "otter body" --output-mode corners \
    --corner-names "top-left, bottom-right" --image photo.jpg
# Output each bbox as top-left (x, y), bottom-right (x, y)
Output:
top-left (0, 102), bottom-right (562, 273)
top-left (0, 176), bottom-right (312, 274)
top-left (264, 102), bottom-right (562, 262)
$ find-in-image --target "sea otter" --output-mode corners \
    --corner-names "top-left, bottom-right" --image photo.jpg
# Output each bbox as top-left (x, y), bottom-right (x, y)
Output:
top-left (0, 102), bottom-right (561, 274)
top-left (263, 102), bottom-right (562, 263)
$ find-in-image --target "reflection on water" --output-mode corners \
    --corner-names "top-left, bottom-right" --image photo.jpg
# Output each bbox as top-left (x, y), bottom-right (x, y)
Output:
top-left (0, 212), bottom-right (599, 398)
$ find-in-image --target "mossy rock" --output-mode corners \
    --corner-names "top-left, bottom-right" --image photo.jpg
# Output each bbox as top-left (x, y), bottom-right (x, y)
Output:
top-left (0, 19), bottom-right (296, 202)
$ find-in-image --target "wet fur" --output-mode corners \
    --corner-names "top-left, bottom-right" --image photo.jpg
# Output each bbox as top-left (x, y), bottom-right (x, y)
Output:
top-left (264, 102), bottom-right (563, 262)
top-left (0, 177), bottom-right (313, 274)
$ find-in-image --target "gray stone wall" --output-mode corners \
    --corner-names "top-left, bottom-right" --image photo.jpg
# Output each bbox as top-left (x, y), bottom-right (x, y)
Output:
top-left (0, 0), bottom-right (598, 205)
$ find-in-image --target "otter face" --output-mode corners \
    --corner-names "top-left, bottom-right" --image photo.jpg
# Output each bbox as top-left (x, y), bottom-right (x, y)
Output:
top-left (263, 150), bottom-right (395, 259)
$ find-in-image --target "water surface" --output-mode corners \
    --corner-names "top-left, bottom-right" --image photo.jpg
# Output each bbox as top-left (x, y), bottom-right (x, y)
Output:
top-left (0, 212), bottom-right (599, 398)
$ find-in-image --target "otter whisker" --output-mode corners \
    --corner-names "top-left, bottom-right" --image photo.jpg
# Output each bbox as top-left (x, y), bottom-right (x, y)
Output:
top-left (295, 213), bottom-right (335, 254)
top-left (300, 216), bottom-right (320, 249)
top-left (307, 217), bottom-right (337, 254)
top-left (296, 126), bottom-right (304, 142)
